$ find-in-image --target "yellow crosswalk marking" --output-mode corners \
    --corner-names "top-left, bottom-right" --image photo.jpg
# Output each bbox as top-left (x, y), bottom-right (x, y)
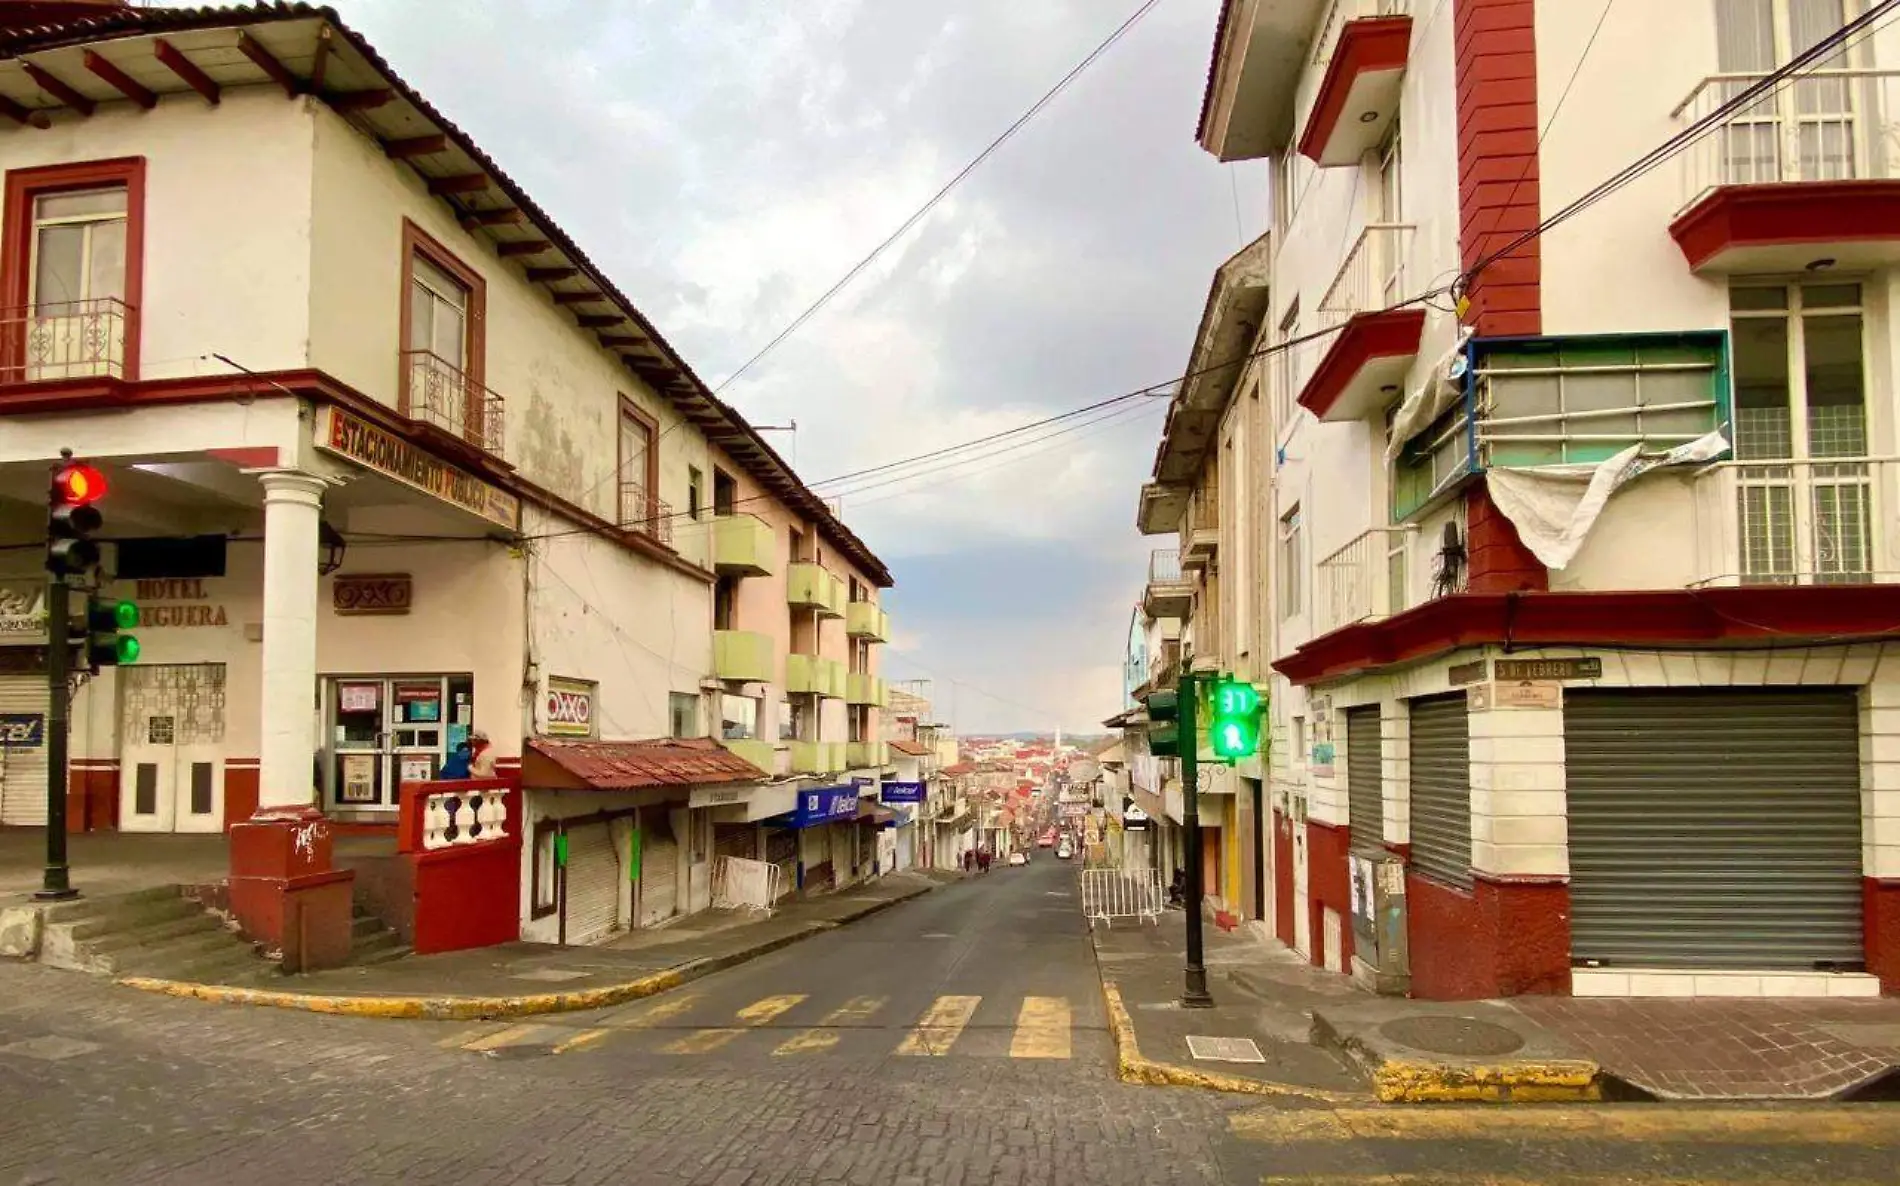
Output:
top-left (660, 1028), bottom-right (744, 1055)
top-left (600, 992), bottom-right (701, 1029)
top-left (550, 1029), bottom-right (609, 1055)
top-left (1262, 1178), bottom-right (1896, 1186)
top-left (459, 1023), bottom-right (544, 1052)
top-left (1007, 996), bottom-right (1070, 1060)
top-left (735, 994), bottom-right (807, 1026)
top-left (897, 995), bottom-right (981, 1056)
top-left (1231, 1106), bottom-right (1900, 1146)
top-left (773, 996), bottom-right (887, 1056)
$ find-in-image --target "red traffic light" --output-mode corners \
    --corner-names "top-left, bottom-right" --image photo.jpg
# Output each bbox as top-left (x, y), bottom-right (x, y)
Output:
top-left (54, 463), bottom-right (107, 506)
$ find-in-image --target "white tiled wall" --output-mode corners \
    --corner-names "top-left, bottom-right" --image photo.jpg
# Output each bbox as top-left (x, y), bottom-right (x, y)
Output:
top-left (1468, 698), bottom-right (1568, 878)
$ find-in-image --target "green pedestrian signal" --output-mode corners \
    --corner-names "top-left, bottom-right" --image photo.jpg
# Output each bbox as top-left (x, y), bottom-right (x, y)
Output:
top-left (1207, 675), bottom-right (1261, 762)
top-left (83, 597), bottom-right (140, 670)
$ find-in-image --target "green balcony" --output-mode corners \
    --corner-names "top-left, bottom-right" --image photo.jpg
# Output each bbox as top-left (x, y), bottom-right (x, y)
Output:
top-left (846, 672), bottom-right (887, 707)
top-left (789, 563), bottom-right (846, 617)
top-left (712, 514), bottom-right (777, 577)
top-left (846, 601), bottom-right (890, 642)
top-left (719, 737), bottom-right (776, 775)
top-left (785, 652), bottom-right (821, 695)
top-left (847, 740), bottom-right (888, 769)
top-left (789, 739), bottom-right (845, 775)
top-left (713, 629), bottom-right (774, 684)
top-left (817, 658), bottom-right (847, 699)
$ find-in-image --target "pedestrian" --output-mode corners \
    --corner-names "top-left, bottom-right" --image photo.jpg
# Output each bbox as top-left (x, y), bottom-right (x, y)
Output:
top-left (467, 729), bottom-right (497, 777)
top-left (978, 848), bottom-right (991, 875)
top-left (439, 740), bottom-right (473, 780)
top-left (963, 849), bottom-right (974, 875)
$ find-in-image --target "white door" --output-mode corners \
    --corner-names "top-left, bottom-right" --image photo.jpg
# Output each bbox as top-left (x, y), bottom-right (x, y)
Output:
top-left (1291, 790), bottom-right (1312, 959)
top-left (0, 675), bottom-right (51, 827)
top-left (119, 665), bottom-right (225, 834)
top-left (639, 815), bottom-right (680, 927)
top-left (563, 823), bottom-right (621, 945)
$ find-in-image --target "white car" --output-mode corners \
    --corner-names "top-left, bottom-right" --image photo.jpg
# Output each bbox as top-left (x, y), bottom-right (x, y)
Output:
top-left (1008, 851), bottom-right (1027, 867)
top-left (1056, 841), bottom-right (1074, 860)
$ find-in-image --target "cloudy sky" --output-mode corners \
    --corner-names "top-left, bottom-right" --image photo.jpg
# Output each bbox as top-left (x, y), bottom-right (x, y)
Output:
top-left (334, 0), bottom-right (1266, 735)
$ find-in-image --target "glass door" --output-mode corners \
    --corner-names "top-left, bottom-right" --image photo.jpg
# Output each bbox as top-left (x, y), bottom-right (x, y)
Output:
top-left (326, 675), bottom-right (472, 810)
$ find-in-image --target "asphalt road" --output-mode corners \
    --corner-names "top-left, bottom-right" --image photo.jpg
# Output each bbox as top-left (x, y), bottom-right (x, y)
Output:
top-left (2, 859), bottom-right (1898, 1184)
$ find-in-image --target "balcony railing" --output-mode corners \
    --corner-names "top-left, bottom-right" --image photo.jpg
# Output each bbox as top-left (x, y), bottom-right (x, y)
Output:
top-left (1148, 548), bottom-right (1184, 584)
top-left (401, 349), bottom-right (505, 456)
top-left (1316, 526), bottom-right (1418, 637)
top-left (0, 298), bottom-right (131, 384)
top-left (1676, 69), bottom-right (1900, 210)
top-left (618, 480), bottom-right (675, 545)
top-left (1319, 223), bottom-right (1415, 329)
top-left (1692, 456), bottom-right (1900, 587)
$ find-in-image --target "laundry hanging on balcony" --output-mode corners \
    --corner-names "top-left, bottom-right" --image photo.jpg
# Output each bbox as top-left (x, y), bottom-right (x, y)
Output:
top-left (1484, 430), bottom-right (1730, 571)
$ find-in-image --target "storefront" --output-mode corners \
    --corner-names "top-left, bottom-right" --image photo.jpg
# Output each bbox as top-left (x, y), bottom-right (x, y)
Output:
top-left (881, 780), bottom-right (924, 873)
top-left (772, 784), bottom-right (858, 893)
top-left (0, 583), bottom-right (52, 828)
top-left (323, 674), bottom-right (475, 817)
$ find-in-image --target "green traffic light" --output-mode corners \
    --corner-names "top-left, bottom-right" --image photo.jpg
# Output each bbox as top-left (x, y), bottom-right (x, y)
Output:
top-left (116, 635), bottom-right (140, 664)
top-left (113, 600), bottom-right (138, 629)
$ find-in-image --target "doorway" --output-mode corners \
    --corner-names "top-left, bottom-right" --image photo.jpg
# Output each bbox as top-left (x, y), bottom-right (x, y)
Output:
top-left (324, 675), bottom-right (473, 813)
top-left (1250, 778), bottom-right (1266, 922)
top-left (119, 664), bottom-right (226, 833)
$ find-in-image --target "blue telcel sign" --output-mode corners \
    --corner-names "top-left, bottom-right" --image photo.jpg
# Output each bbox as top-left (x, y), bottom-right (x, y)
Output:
top-left (792, 785), bottom-right (860, 829)
top-left (880, 781), bottom-right (924, 804)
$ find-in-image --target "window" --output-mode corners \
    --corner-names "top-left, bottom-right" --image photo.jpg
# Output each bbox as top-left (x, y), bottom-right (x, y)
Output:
top-left (687, 467), bottom-right (704, 521)
top-left (719, 693), bottom-right (759, 740)
top-left (618, 397), bottom-right (659, 533)
top-left (849, 576), bottom-right (864, 603)
top-left (1477, 335), bottom-right (1725, 469)
top-left (399, 221), bottom-right (487, 445)
top-left (713, 468), bottom-right (738, 516)
top-left (4, 157), bottom-right (144, 383)
top-left (669, 692), bottom-right (700, 738)
top-left (1376, 120), bottom-right (1403, 226)
top-left (1292, 716), bottom-right (1307, 769)
top-left (1713, 0), bottom-right (1866, 186)
top-left (1729, 281), bottom-right (1869, 583)
top-left (782, 694), bottom-right (815, 742)
top-left (1273, 300), bottom-right (1301, 438)
top-left (1278, 506), bottom-right (1303, 619)
top-left (850, 705), bottom-right (868, 745)
top-left (531, 820), bottom-right (558, 919)
top-left (713, 575), bottom-right (739, 631)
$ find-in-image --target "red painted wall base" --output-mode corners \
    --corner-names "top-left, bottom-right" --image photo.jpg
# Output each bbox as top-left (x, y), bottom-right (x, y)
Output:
top-left (1273, 809), bottom-right (1296, 946)
top-left (227, 806), bottom-right (355, 973)
top-left (1407, 870), bottom-right (1571, 1000)
top-left (1866, 877), bottom-right (1900, 994)
top-left (1307, 819), bottom-right (1354, 970)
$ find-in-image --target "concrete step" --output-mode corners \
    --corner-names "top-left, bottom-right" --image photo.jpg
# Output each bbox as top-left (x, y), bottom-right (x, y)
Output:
top-left (84, 912), bottom-right (228, 955)
top-left (112, 925), bottom-right (248, 971)
top-left (149, 946), bottom-right (272, 986)
top-left (350, 914), bottom-right (386, 939)
top-left (37, 885), bottom-right (184, 924)
top-left (352, 942), bottom-right (411, 967)
top-left (56, 896), bottom-right (202, 940)
top-left (350, 929), bottom-right (404, 959)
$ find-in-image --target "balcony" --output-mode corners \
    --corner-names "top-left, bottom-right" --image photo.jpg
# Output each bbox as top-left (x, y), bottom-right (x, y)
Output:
top-left (789, 739), bottom-right (846, 776)
top-left (788, 562), bottom-right (846, 617)
top-left (1302, 224), bottom-right (1423, 423)
top-left (846, 600), bottom-right (890, 642)
top-left (1181, 489), bottom-right (1220, 571)
top-left (400, 349), bottom-right (506, 458)
top-left (786, 653), bottom-right (846, 699)
top-left (1297, 0), bottom-right (1413, 167)
top-left (1316, 526), bottom-right (1419, 638)
top-left (846, 672), bottom-right (887, 708)
top-left (1143, 548), bottom-right (1196, 619)
top-left (1692, 456), bottom-right (1900, 588)
top-left (1, 298), bottom-right (131, 385)
top-left (713, 629), bottom-right (774, 684)
top-left (718, 737), bottom-right (777, 776)
top-left (712, 513), bottom-right (776, 576)
top-left (617, 479), bottom-right (675, 546)
top-left (847, 740), bottom-right (889, 769)
top-left (1671, 70), bottom-right (1900, 273)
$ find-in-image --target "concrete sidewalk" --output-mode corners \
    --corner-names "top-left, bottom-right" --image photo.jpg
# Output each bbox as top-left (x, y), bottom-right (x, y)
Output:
top-left (118, 869), bottom-right (952, 1020)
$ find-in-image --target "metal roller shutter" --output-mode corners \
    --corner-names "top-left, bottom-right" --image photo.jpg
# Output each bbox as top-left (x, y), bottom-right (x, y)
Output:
top-left (714, 823), bottom-right (755, 862)
top-left (1346, 706), bottom-right (1384, 856)
top-left (1408, 695), bottom-right (1471, 888)
top-left (1565, 689), bottom-right (1863, 971)
top-left (765, 826), bottom-right (797, 899)
top-left (564, 823), bottom-right (621, 945)
top-left (0, 675), bottom-right (51, 828)
top-left (639, 821), bottom-right (680, 927)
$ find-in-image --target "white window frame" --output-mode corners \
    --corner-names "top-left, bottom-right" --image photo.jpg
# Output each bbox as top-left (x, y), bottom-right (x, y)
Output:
top-left (29, 186), bottom-right (129, 309)
top-left (1278, 505), bottom-right (1304, 620)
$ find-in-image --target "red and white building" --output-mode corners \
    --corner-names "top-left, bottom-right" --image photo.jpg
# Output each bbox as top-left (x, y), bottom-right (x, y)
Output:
top-left (1175, 0), bottom-right (1900, 998)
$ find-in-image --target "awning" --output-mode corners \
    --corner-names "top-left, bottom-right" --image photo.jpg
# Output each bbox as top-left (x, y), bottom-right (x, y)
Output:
top-left (856, 802), bottom-right (899, 829)
top-left (523, 737), bottom-right (765, 792)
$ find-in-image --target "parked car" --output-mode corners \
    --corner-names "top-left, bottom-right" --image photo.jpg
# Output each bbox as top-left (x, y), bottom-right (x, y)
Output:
top-left (1008, 851), bottom-right (1027, 867)
top-left (1056, 840), bottom-right (1074, 860)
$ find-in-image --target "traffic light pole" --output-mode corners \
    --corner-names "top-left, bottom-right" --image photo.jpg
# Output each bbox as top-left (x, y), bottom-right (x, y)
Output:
top-left (1178, 669), bottom-right (1212, 1008)
top-left (36, 575), bottom-right (78, 901)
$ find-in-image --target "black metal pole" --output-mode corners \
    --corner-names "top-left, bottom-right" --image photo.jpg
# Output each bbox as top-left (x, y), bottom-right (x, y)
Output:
top-left (1179, 669), bottom-right (1211, 1008)
top-left (36, 575), bottom-right (78, 901)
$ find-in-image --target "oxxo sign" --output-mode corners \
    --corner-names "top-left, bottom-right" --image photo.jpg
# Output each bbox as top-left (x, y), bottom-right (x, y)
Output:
top-left (545, 676), bottom-right (596, 738)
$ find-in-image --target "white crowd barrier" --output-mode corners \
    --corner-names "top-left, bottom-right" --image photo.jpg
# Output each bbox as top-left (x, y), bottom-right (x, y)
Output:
top-left (1080, 867), bottom-right (1164, 928)
top-left (712, 856), bottom-right (783, 917)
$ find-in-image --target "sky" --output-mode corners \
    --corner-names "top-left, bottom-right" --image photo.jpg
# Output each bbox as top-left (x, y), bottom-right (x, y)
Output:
top-left (331, 0), bottom-right (1267, 735)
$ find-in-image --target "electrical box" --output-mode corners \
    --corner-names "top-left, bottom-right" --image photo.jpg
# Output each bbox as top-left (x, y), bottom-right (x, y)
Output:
top-left (1348, 852), bottom-right (1409, 996)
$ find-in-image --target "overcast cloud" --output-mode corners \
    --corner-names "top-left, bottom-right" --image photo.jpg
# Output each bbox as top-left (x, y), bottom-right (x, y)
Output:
top-left (332, 0), bottom-right (1265, 734)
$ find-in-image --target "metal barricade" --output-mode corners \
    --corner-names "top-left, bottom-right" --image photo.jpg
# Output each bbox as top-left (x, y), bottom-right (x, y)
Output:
top-left (711, 856), bottom-right (782, 917)
top-left (1080, 867), bottom-right (1164, 928)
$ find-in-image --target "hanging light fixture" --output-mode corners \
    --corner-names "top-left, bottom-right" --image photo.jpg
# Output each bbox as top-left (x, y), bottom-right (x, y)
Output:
top-left (318, 520), bottom-right (347, 576)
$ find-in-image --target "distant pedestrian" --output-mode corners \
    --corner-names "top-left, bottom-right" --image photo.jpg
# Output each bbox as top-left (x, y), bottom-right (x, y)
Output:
top-left (977, 849), bottom-right (991, 874)
top-left (963, 849), bottom-right (975, 874)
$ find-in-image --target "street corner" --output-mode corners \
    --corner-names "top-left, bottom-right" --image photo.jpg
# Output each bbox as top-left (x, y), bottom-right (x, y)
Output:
top-left (1100, 978), bottom-right (1366, 1103)
top-left (1369, 1056), bottom-right (1604, 1104)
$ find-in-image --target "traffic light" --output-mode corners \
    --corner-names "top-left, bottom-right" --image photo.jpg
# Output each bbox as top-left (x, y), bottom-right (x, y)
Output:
top-left (1207, 675), bottom-right (1261, 762)
top-left (1145, 688), bottom-right (1179, 758)
top-left (46, 460), bottom-right (107, 577)
top-left (84, 596), bottom-right (140, 669)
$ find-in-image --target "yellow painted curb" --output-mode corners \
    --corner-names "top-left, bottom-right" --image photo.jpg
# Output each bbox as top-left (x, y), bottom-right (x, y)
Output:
top-left (1371, 1056), bottom-right (1603, 1104)
top-left (115, 967), bottom-right (688, 1021)
top-left (1099, 979), bottom-right (1359, 1103)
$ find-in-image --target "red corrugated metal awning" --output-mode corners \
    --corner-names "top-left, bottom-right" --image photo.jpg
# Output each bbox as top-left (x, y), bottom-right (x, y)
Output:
top-left (524, 737), bottom-right (763, 792)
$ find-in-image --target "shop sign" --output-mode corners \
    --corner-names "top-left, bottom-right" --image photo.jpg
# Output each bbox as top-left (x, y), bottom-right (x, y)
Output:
top-left (880, 780), bottom-right (924, 804)
top-left (339, 682), bottom-right (381, 713)
top-left (0, 713), bottom-right (45, 748)
top-left (793, 785), bottom-right (859, 828)
top-left (689, 785), bottom-right (748, 809)
top-left (0, 586), bottom-right (47, 640)
top-left (1470, 679), bottom-right (1561, 712)
top-left (333, 574), bottom-right (414, 616)
top-left (1447, 659), bottom-right (1487, 686)
top-left (544, 676), bottom-right (596, 738)
top-left (1494, 657), bottom-right (1601, 681)
top-left (1122, 805), bottom-right (1150, 831)
top-left (134, 579), bottom-right (230, 628)
top-left (394, 682), bottom-right (443, 722)
top-left (338, 753), bottom-right (378, 803)
top-left (315, 406), bottom-right (521, 530)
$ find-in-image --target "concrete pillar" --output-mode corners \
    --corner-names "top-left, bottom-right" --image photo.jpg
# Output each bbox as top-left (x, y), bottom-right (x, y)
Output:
top-left (228, 470), bottom-right (353, 972)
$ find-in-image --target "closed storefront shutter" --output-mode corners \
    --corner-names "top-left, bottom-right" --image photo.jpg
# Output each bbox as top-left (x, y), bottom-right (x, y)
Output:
top-left (765, 826), bottom-right (797, 899)
top-left (1408, 695), bottom-right (1471, 888)
top-left (564, 823), bottom-right (621, 945)
top-left (0, 674), bottom-right (51, 827)
top-left (1565, 689), bottom-right (1863, 971)
top-left (639, 819), bottom-right (680, 926)
top-left (1346, 706), bottom-right (1384, 856)
top-left (714, 823), bottom-right (754, 862)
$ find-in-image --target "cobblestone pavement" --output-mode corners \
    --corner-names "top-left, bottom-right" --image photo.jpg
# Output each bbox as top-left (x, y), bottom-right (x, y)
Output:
top-left (3, 861), bottom-right (1899, 1184)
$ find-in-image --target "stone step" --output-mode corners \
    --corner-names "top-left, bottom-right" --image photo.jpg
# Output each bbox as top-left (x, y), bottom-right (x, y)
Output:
top-left (351, 942), bottom-right (411, 967)
top-left (84, 912), bottom-right (227, 955)
top-left (350, 929), bottom-right (404, 959)
top-left (52, 895), bottom-right (200, 939)
top-left (37, 885), bottom-right (184, 924)
top-left (147, 946), bottom-right (272, 986)
top-left (109, 926), bottom-right (249, 974)
top-left (350, 914), bottom-right (386, 939)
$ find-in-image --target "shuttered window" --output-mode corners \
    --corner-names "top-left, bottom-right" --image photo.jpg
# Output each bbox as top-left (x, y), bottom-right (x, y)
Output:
top-left (1565, 688), bottom-right (1863, 971)
top-left (1346, 707), bottom-right (1385, 856)
top-left (639, 821), bottom-right (680, 927)
top-left (1407, 695), bottom-right (1471, 888)
top-left (0, 675), bottom-right (51, 827)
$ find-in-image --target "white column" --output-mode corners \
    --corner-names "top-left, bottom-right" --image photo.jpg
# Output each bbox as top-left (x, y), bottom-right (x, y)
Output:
top-left (257, 471), bottom-right (327, 812)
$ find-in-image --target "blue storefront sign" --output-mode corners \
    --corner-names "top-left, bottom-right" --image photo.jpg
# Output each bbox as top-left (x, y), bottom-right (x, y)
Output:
top-left (0, 713), bottom-right (44, 748)
top-left (880, 781), bottom-right (924, 804)
top-left (791, 785), bottom-right (860, 829)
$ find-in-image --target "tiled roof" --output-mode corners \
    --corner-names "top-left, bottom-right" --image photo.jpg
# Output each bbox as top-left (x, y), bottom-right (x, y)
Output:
top-left (940, 761), bottom-right (975, 777)
top-left (1195, 0), bottom-right (1237, 144)
top-left (889, 740), bottom-right (931, 757)
top-left (526, 737), bottom-right (763, 790)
